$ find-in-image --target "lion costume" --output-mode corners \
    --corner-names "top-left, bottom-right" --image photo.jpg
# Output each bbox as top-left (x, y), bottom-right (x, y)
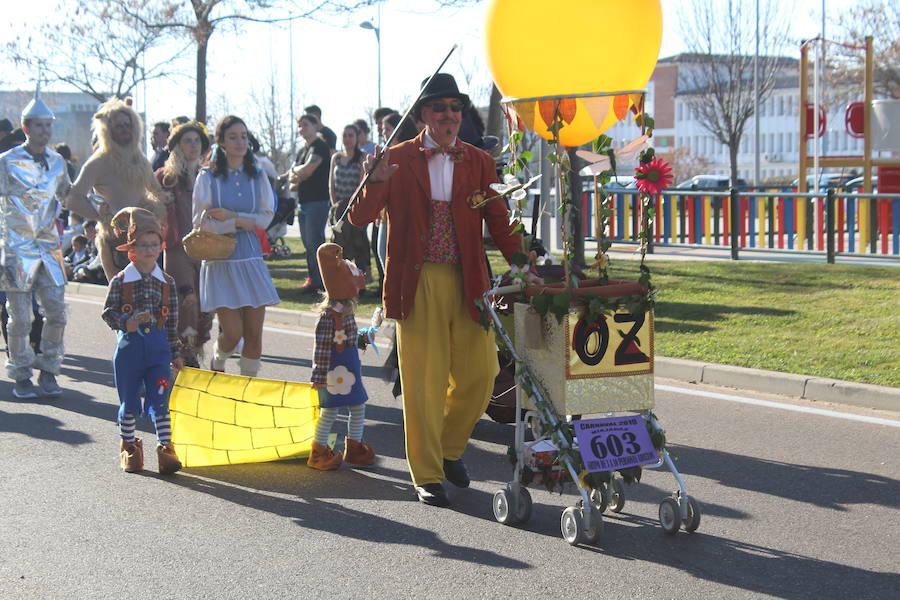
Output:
top-left (66, 97), bottom-right (166, 280)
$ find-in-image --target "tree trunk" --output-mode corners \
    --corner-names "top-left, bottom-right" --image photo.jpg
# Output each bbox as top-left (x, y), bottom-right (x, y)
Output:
top-left (486, 84), bottom-right (503, 147)
top-left (196, 38), bottom-right (208, 123)
top-left (729, 141), bottom-right (740, 187)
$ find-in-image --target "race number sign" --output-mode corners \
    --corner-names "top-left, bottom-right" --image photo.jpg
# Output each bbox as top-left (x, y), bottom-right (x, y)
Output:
top-left (574, 416), bottom-right (658, 472)
top-left (566, 311), bottom-right (653, 379)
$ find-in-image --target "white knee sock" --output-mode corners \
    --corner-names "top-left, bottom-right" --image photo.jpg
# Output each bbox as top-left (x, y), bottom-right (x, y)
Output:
top-left (239, 356), bottom-right (260, 377)
top-left (212, 341), bottom-right (237, 371)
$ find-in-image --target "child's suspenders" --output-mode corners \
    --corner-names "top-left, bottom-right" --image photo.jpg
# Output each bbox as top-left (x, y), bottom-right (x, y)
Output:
top-left (120, 279), bottom-right (170, 330)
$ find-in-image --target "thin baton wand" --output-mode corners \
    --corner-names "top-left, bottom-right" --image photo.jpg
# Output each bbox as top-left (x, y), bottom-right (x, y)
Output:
top-left (332, 44), bottom-right (458, 233)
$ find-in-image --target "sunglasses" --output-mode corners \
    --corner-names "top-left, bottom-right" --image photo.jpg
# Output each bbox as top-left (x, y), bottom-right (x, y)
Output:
top-left (426, 100), bottom-right (465, 113)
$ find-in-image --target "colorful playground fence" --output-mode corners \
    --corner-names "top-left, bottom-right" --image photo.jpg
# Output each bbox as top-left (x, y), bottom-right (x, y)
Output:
top-left (577, 189), bottom-right (900, 261)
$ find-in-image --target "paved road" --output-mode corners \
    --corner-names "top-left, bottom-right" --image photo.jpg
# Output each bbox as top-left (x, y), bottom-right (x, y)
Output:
top-left (1, 295), bottom-right (898, 599)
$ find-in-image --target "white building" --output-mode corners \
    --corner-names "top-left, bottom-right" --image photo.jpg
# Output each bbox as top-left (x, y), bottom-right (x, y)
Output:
top-left (603, 54), bottom-right (868, 185)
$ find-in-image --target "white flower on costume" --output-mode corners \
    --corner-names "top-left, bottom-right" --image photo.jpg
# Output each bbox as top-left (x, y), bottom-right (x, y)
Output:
top-left (327, 365), bottom-right (356, 395)
top-left (333, 330), bottom-right (348, 344)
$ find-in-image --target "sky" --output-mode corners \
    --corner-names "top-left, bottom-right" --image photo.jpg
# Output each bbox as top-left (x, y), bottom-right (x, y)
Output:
top-left (2, 0), bottom-right (856, 147)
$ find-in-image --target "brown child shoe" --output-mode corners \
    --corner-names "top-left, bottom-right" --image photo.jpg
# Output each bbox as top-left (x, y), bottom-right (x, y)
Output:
top-left (343, 438), bottom-right (376, 467)
top-left (157, 443), bottom-right (182, 475)
top-left (307, 441), bottom-right (343, 471)
top-left (120, 438), bottom-right (144, 473)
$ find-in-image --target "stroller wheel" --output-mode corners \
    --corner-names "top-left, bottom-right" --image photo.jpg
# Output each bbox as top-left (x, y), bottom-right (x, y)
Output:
top-left (561, 505), bottom-right (601, 545)
top-left (609, 477), bottom-right (626, 513)
top-left (682, 496), bottom-right (701, 532)
top-left (492, 488), bottom-right (517, 525)
top-left (514, 486), bottom-right (533, 524)
top-left (658, 497), bottom-right (681, 535)
top-left (589, 487), bottom-right (609, 513)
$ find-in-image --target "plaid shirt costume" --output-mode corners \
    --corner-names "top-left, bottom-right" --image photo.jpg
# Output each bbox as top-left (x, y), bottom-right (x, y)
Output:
top-left (311, 309), bottom-right (368, 386)
top-left (102, 268), bottom-right (181, 356)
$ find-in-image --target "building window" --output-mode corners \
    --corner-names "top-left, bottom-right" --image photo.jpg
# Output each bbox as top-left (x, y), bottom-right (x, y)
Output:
top-left (778, 97), bottom-right (784, 116)
top-left (778, 133), bottom-right (784, 153)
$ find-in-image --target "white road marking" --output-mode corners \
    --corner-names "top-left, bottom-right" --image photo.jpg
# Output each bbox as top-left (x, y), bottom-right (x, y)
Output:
top-left (656, 383), bottom-right (900, 428)
top-left (67, 297), bottom-right (896, 427)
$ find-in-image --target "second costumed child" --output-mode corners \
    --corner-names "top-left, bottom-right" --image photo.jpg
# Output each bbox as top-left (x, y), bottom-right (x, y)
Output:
top-left (308, 243), bottom-right (377, 470)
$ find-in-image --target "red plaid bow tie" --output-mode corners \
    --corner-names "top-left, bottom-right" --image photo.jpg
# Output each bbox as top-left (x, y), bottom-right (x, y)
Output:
top-left (419, 144), bottom-right (465, 163)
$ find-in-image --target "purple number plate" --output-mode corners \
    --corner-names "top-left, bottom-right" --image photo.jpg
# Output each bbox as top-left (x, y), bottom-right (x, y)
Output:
top-left (574, 416), bottom-right (658, 472)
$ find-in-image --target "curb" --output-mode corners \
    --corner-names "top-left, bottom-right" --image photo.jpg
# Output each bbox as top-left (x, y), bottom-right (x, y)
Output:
top-left (67, 282), bottom-right (897, 413)
top-left (655, 357), bottom-right (900, 413)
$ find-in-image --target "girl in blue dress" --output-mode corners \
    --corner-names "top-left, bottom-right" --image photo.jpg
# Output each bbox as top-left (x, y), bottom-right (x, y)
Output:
top-left (308, 243), bottom-right (377, 471)
top-left (192, 116), bottom-right (279, 377)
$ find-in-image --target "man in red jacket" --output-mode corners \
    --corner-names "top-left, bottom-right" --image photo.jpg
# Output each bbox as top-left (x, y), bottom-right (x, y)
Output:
top-left (349, 74), bottom-right (522, 507)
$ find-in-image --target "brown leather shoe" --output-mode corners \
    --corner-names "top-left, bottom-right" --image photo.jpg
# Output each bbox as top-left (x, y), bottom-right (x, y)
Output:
top-left (120, 438), bottom-right (144, 473)
top-left (307, 441), bottom-right (342, 471)
top-left (157, 443), bottom-right (182, 475)
top-left (343, 438), bottom-right (376, 467)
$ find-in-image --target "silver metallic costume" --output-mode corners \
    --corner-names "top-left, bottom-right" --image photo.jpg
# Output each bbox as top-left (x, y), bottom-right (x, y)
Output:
top-left (0, 92), bottom-right (70, 382)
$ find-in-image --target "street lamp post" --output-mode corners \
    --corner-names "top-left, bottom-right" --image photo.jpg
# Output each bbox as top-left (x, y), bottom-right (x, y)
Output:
top-left (360, 17), bottom-right (382, 111)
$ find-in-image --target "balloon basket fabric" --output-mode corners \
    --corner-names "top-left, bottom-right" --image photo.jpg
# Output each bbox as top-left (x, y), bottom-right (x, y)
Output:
top-left (169, 367), bottom-right (319, 467)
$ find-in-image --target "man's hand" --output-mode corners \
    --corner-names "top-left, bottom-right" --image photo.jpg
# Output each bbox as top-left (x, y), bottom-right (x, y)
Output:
top-left (171, 357), bottom-right (184, 376)
top-left (364, 146), bottom-right (399, 183)
top-left (311, 382), bottom-right (325, 390)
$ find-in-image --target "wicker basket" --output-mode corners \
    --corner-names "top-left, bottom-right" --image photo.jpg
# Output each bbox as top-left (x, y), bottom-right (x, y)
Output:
top-left (182, 229), bottom-right (236, 260)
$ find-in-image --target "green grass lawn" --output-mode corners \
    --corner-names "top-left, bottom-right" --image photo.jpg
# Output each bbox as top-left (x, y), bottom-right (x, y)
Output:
top-left (269, 238), bottom-right (900, 387)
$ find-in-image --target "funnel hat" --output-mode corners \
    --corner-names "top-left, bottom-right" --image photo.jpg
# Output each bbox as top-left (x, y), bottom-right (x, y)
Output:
top-left (21, 83), bottom-right (56, 122)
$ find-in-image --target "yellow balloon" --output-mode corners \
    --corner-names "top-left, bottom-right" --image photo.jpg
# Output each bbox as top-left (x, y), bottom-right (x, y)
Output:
top-left (485, 0), bottom-right (663, 146)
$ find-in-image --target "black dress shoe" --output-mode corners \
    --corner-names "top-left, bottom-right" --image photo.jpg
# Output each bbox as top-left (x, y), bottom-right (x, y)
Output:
top-left (414, 483), bottom-right (450, 507)
top-left (443, 458), bottom-right (470, 488)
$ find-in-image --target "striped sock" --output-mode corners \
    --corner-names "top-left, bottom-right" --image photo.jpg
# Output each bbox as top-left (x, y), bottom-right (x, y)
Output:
top-left (119, 412), bottom-right (136, 444)
top-left (347, 404), bottom-right (366, 442)
top-left (315, 408), bottom-right (339, 446)
top-left (154, 413), bottom-right (172, 446)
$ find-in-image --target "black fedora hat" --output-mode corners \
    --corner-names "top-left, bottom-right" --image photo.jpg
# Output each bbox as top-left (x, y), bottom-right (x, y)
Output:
top-left (414, 73), bottom-right (470, 117)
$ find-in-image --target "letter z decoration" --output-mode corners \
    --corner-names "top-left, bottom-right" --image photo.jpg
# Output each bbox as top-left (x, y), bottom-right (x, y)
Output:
top-left (567, 310), bottom-right (653, 379)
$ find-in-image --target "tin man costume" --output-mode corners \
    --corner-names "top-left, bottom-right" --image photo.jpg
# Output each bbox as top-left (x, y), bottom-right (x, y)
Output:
top-left (0, 88), bottom-right (70, 398)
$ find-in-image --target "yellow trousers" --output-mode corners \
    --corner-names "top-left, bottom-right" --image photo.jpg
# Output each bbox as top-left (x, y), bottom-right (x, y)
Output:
top-left (396, 262), bottom-right (499, 486)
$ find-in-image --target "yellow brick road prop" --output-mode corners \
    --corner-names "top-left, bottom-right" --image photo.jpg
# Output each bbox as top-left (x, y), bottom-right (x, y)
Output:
top-left (170, 367), bottom-right (319, 467)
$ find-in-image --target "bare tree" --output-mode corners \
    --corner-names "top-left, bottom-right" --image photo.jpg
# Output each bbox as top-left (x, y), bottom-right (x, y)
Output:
top-left (4, 1), bottom-right (182, 101)
top-left (110, 0), bottom-right (380, 123)
top-left (247, 72), bottom-right (299, 174)
top-left (658, 147), bottom-right (711, 185)
top-left (827, 0), bottom-right (900, 99)
top-left (677, 0), bottom-right (793, 185)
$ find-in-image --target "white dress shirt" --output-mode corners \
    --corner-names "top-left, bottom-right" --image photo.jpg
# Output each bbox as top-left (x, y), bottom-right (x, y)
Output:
top-left (422, 132), bottom-right (455, 203)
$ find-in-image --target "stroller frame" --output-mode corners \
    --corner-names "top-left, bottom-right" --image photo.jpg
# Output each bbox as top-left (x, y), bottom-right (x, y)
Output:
top-left (483, 282), bottom-right (701, 545)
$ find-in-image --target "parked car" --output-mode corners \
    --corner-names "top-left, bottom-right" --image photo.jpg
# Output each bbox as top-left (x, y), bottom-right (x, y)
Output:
top-left (790, 173), bottom-right (856, 191)
top-left (674, 175), bottom-right (748, 190)
top-left (841, 176), bottom-right (879, 194)
top-left (605, 175), bottom-right (637, 190)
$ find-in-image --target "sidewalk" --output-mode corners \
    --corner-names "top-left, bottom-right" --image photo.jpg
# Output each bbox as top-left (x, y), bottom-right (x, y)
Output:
top-left (602, 242), bottom-right (900, 267)
top-left (67, 281), bottom-right (899, 413)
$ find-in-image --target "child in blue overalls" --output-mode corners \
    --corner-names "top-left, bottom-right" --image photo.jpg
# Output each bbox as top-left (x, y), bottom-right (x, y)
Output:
top-left (308, 242), bottom-right (376, 471)
top-left (102, 207), bottom-right (183, 474)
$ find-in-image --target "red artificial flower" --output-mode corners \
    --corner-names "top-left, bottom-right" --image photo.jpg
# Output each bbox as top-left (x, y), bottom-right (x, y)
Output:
top-left (634, 157), bottom-right (674, 195)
